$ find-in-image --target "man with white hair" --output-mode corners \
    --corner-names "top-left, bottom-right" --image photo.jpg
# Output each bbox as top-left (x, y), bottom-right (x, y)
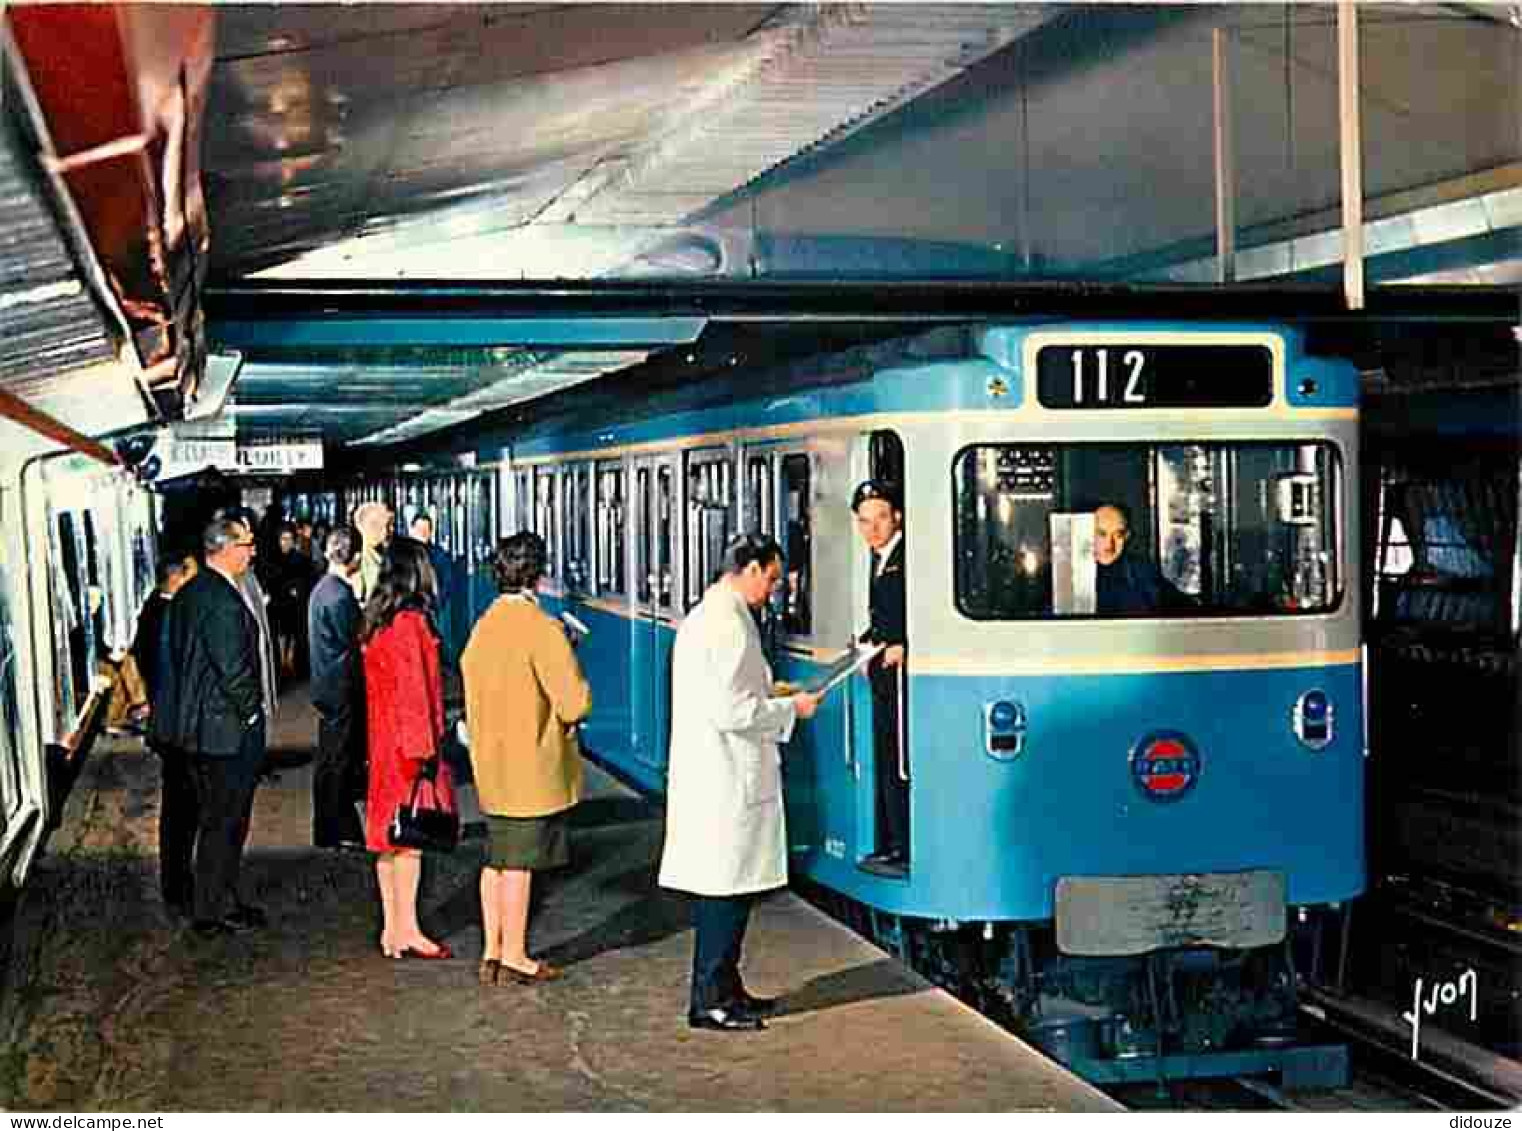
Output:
top-left (352, 501), bottom-right (393, 603)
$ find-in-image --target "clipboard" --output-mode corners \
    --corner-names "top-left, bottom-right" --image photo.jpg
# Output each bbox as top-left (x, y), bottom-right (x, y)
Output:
top-left (805, 642), bottom-right (885, 697)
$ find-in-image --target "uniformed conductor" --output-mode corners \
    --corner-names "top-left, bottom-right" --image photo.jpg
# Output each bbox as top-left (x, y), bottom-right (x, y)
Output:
top-left (853, 480), bottom-right (908, 871)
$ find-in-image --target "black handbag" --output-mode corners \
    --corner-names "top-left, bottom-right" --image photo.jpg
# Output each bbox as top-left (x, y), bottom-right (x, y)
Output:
top-left (388, 760), bottom-right (459, 852)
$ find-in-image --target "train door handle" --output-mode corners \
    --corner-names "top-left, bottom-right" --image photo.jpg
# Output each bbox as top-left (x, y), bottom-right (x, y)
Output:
top-left (896, 661), bottom-right (909, 782)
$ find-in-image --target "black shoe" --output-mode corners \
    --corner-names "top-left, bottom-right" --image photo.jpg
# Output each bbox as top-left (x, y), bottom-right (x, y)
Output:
top-left (190, 917), bottom-right (254, 938)
top-left (735, 990), bottom-right (779, 1018)
top-left (226, 903), bottom-right (267, 930)
top-left (163, 898), bottom-right (193, 922)
top-left (315, 837), bottom-right (367, 854)
top-left (688, 1007), bottom-right (765, 1032)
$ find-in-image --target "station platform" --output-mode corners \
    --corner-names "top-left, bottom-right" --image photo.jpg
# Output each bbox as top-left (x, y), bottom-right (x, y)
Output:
top-left (0, 687), bottom-right (1118, 1112)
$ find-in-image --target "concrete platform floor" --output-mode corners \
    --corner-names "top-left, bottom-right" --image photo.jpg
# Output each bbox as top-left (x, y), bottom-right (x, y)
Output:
top-left (0, 687), bottom-right (1119, 1112)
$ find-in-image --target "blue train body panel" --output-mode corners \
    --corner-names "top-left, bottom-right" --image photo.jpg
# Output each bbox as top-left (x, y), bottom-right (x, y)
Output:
top-left (555, 598), bottom-right (1364, 924)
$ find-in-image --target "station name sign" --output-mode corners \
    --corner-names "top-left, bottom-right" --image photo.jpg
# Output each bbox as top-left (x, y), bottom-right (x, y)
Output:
top-left (1036, 344), bottom-right (1274, 409)
top-left (236, 440), bottom-right (324, 472)
top-left (159, 437), bottom-right (323, 476)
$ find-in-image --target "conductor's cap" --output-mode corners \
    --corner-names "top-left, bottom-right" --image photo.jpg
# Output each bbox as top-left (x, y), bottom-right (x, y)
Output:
top-left (851, 479), bottom-right (902, 513)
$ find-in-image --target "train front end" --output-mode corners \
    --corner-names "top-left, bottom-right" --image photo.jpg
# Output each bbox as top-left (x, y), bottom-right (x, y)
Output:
top-left (890, 324), bottom-right (1364, 1085)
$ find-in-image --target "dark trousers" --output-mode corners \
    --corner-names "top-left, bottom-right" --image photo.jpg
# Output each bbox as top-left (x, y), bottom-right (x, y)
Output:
top-left (192, 724), bottom-right (264, 921)
top-left (870, 666), bottom-right (909, 857)
top-left (313, 708), bottom-right (365, 847)
top-left (689, 894), bottom-right (755, 1016)
top-left (154, 743), bottom-right (197, 908)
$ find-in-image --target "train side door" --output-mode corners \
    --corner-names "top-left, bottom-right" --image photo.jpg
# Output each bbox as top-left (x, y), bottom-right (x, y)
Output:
top-left (630, 453), bottom-right (679, 780)
top-left (740, 440), bottom-right (830, 858)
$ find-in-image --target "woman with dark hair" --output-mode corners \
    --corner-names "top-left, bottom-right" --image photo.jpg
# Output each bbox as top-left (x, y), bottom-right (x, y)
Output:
top-left (462, 531), bottom-right (592, 986)
top-left (361, 536), bottom-right (454, 959)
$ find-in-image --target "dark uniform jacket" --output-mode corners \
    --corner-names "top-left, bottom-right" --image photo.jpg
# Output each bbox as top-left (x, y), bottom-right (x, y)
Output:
top-left (864, 538), bottom-right (907, 650)
top-left (150, 569), bottom-right (263, 759)
top-left (1096, 556), bottom-right (1190, 616)
top-left (308, 572), bottom-right (362, 719)
top-left (132, 591), bottom-right (172, 704)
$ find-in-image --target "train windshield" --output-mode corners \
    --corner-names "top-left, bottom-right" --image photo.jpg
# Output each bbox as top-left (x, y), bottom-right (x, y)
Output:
top-left (954, 441), bottom-right (1343, 619)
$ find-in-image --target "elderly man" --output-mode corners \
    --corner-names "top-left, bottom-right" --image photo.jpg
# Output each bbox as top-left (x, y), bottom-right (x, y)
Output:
top-left (308, 524), bottom-right (367, 850)
top-left (1093, 502), bottom-right (1189, 615)
top-left (151, 517), bottom-right (268, 936)
top-left (353, 501), bottom-right (393, 603)
top-left (659, 533), bottom-right (821, 1033)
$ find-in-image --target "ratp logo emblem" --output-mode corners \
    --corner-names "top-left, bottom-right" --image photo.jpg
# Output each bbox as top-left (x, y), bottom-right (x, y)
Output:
top-left (1129, 731), bottom-right (1201, 802)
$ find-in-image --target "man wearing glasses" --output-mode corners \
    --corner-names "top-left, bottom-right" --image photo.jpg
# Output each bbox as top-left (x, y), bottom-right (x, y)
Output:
top-left (151, 517), bottom-right (270, 936)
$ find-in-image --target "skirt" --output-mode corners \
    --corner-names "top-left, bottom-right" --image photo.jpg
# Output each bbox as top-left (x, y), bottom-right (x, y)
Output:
top-left (485, 810), bottom-right (570, 871)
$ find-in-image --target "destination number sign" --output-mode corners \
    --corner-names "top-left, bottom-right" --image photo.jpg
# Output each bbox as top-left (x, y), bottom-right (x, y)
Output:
top-left (1036, 344), bottom-right (1274, 409)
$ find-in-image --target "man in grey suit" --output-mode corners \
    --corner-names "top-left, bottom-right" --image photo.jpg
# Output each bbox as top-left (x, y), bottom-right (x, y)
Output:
top-left (151, 517), bottom-right (269, 936)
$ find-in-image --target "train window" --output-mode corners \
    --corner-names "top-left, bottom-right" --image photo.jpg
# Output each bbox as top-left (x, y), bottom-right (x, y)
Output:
top-left (54, 513), bottom-right (90, 711)
top-left (779, 454), bottom-right (812, 635)
top-left (655, 463), bottom-right (675, 612)
top-left (0, 533), bottom-right (22, 818)
top-left (634, 467), bottom-right (653, 605)
top-left (742, 454), bottom-right (774, 535)
top-left (1372, 465), bottom-right (1515, 633)
top-left (953, 441), bottom-right (1344, 619)
top-left (595, 464), bottom-right (626, 596)
top-left (469, 474), bottom-right (494, 569)
top-left (562, 465), bottom-right (592, 592)
top-left (685, 452), bottom-right (733, 609)
top-left (512, 469), bottom-right (532, 536)
top-left (534, 470), bottom-right (557, 579)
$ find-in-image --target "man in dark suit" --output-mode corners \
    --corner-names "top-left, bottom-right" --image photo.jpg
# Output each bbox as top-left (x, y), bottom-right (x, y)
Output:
top-left (307, 524), bottom-right (367, 850)
top-left (1094, 503), bottom-right (1192, 616)
top-left (133, 551), bottom-right (199, 916)
top-left (150, 517), bottom-right (269, 936)
top-left (852, 479), bottom-right (909, 873)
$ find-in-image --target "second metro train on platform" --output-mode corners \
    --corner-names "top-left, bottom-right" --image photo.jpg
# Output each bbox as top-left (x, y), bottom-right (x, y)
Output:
top-left (352, 317), bottom-right (1364, 1087)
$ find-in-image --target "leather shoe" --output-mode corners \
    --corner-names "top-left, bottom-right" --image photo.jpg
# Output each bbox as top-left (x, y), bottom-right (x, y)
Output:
top-left (688, 1007), bottom-right (765, 1032)
top-left (500, 960), bottom-right (561, 984)
top-left (735, 990), bottom-right (779, 1018)
top-left (190, 916), bottom-right (255, 937)
top-left (227, 903), bottom-right (267, 929)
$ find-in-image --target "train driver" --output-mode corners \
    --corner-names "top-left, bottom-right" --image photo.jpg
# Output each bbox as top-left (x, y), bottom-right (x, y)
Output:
top-left (852, 479), bottom-right (909, 873)
top-left (1093, 502), bottom-right (1190, 616)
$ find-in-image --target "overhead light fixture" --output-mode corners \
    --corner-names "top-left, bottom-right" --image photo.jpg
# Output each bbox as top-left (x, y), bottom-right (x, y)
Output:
top-left (184, 351), bottom-right (244, 421)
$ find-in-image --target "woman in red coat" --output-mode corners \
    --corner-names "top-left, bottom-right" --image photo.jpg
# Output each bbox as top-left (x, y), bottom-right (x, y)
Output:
top-left (361, 536), bottom-right (455, 959)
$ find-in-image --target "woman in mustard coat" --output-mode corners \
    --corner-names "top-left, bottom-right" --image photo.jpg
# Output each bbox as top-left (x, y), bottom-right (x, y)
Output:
top-left (463, 532), bottom-right (592, 986)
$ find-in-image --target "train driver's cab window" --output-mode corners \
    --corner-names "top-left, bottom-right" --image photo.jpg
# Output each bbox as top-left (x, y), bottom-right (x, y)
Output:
top-left (953, 442), bottom-right (1343, 619)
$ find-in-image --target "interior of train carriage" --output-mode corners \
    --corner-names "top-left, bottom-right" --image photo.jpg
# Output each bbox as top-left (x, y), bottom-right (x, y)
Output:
top-left (0, 0), bottom-right (1519, 1069)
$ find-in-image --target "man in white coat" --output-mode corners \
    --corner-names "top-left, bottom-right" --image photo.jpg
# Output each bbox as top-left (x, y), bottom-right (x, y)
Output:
top-left (659, 533), bottom-right (821, 1032)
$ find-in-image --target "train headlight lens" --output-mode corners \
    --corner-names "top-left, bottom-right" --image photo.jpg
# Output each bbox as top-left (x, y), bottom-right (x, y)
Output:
top-left (984, 700), bottom-right (1026, 760)
top-left (1292, 689), bottom-right (1333, 750)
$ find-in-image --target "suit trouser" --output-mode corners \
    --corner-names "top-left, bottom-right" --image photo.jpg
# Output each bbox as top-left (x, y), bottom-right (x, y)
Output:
top-left (192, 724), bottom-right (265, 921)
top-left (689, 893), bottom-right (756, 1015)
top-left (313, 708), bottom-right (365, 846)
top-left (153, 742), bottom-right (197, 907)
top-left (870, 667), bottom-right (909, 857)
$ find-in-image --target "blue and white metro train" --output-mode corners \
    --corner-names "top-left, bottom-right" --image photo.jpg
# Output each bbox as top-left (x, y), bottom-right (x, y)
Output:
top-left (368, 319), bottom-right (1366, 1086)
top-left (0, 445), bottom-right (160, 904)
